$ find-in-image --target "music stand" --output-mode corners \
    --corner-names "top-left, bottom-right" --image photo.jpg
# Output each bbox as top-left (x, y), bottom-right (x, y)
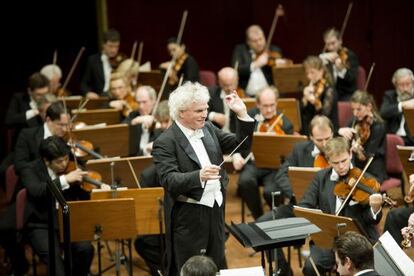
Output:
top-left (252, 133), bottom-right (308, 169)
top-left (293, 206), bottom-right (367, 249)
top-left (288, 167), bottom-right (320, 202)
top-left (58, 198), bottom-right (136, 275)
top-left (137, 70), bottom-right (163, 92)
top-left (403, 108), bottom-right (414, 135)
top-left (227, 217), bottom-right (320, 275)
top-left (397, 145), bottom-right (414, 196)
top-left (71, 108), bottom-right (121, 125)
top-left (87, 156), bottom-right (154, 188)
top-left (64, 96), bottom-right (110, 110)
top-left (272, 64), bottom-right (307, 94)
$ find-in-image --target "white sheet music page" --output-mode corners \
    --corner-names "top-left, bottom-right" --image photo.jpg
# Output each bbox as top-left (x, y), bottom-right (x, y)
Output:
top-left (379, 231), bottom-right (414, 274)
top-left (219, 266), bottom-right (264, 276)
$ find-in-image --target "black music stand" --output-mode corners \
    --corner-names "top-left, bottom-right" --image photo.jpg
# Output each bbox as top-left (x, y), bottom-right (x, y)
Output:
top-left (227, 217), bottom-right (320, 275)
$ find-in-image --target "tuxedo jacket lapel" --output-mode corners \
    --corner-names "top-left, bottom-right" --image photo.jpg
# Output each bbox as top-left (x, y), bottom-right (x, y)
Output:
top-left (201, 126), bottom-right (220, 166)
top-left (172, 123), bottom-right (202, 168)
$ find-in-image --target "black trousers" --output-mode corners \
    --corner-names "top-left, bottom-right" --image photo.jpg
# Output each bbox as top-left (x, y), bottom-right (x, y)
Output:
top-left (135, 234), bottom-right (164, 276)
top-left (171, 201), bottom-right (226, 275)
top-left (383, 206), bottom-right (414, 245)
top-left (238, 163), bottom-right (278, 219)
top-left (27, 228), bottom-right (94, 276)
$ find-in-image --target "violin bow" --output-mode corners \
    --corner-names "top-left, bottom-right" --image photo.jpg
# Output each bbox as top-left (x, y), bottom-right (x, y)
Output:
top-left (134, 41), bottom-right (144, 85)
top-left (363, 62), bottom-right (376, 91)
top-left (266, 112), bottom-right (284, 133)
top-left (153, 10), bottom-right (188, 116)
top-left (265, 4), bottom-right (284, 52)
top-left (126, 159), bottom-right (141, 189)
top-left (335, 155), bottom-right (374, 216)
top-left (339, 2), bottom-right (353, 40)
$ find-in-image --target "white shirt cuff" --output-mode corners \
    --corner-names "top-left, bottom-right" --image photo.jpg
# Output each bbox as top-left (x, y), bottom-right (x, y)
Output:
top-left (60, 175), bottom-right (70, 190)
top-left (237, 114), bottom-right (254, 122)
top-left (208, 112), bottom-right (216, 121)
top-left (398, 102), bottom-right (403, 112)
top-left (199, 171), bottom-right (205, 188)
top-left (26, 109), bottom-right (38, 120)
top-left (370, 206), bottom-right (382, 220)
top-left (336, 68), bottom-right (347, 78)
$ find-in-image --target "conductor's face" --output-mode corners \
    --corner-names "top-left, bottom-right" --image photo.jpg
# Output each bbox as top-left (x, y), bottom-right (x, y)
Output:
top-left (179, 101), bottom-right (208, 130)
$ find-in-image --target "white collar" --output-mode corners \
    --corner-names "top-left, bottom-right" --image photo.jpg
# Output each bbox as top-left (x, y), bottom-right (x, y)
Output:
top-left (43, 123), bottom-right (53, 139)
top-left (175, 120), bottom-right (204, 140)
top-left (311, 145), bottom-right (321, 157)
top-left (354, 269), bottom-right (375, 276)
top-left (330, 163), bottom-right (353, 181)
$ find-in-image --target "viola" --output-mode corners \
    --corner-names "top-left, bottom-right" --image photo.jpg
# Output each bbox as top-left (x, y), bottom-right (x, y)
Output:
top-left (258, 113), bottom-right (285, 134)
top-left (62, 161), bottom-right (105, 192)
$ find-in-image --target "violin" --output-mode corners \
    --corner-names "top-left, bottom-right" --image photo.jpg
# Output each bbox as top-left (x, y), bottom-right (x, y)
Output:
top-left (311, 78), bottom-right (327, 111)
top-left (354, 115), bottom-right (373, 146)
top-left (109, 52), bottom-right (127, 69)
top-left (168, 53), bottom-right (188, 86)
top-left (258, 113), bottom-right (285, 134)
top-left (337, 48), bottom-right (350, 69)
top-left (313, 153), bottom-right (329, 169)
top-left (121, 93), bottom-right (139, 117)
top-left (62, 161), bottom-right (105, 192)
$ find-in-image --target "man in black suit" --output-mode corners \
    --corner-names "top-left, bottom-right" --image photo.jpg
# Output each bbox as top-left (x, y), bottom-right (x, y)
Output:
top-left (231, 25), bottom-right (282, 97)
top-left (333, 232), bottom-right (380, 276)
top-left (123, 85), bottom-right (159, 156)
top-left (319, 28), bottom-right (359, 101)
top-left (20, 136), bottom-right (94, 276)
top-left (81, 28), bottom-right (122, 98)
top-left (208, 67), bottom-right (239, 133)
top-left (300, 137), bottom-right (383, 275)
top-left (14, 101), bottom-right (69, 174)
top-left (233, 86), bottom-right (293, 219)
top-left (273, 115), bottom-right (333, 201)
top-left (152, 82), bottom-right (255, 275)
top-left (380, 67), bottom-right (414, 145)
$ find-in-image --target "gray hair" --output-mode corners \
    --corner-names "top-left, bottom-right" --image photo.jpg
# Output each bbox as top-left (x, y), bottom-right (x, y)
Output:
top-left (392, 68), bottom-right (414, 85)
top-left (137, 85), bottom-right (157, 101)
top-left (40, 64), bottom-right (62, 80)
top-left (169, 82), bottom-right (210, 121)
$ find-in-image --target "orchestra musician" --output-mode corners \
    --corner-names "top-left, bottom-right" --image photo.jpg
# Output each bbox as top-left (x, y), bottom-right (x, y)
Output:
top-left (301, 55), bottom-right (338, 135)
top-left (207, 67), bottom-right (240, 133)
top-left (81, 28), bottom-right (125, 98)
top-left (108, 72), bottom-right (139, 118)
top-left (231, 25), bottom-right (282, 97)
top-left (319, 28), bottom-right (359, 101)
top-left (159, 37), bottom-right (199, 89)
top-left (233, 86), bottom-right (294, 219)
top-left (115, 58), bottom-right (140, 91)
top-left (40, 64), bottom-right (69, 97)
top-left (338, 90), bottom-right (387, 183)
top-left (380, 68), bottom-right (414, 146)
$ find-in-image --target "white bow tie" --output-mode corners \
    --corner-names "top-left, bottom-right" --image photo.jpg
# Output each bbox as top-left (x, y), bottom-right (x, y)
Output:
top-left (190, 129), bottom-right (204, 140)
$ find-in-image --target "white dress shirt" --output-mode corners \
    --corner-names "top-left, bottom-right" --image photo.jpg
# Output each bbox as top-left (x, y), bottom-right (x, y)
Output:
top-left (101, 54), bottom-right (112, 93)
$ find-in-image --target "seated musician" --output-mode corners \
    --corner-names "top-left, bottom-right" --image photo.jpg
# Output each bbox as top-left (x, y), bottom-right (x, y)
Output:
top-left (108, 72), bottom-right (139, 118)
top-left (14, 101), bottom-right (69, 174)
top-left (115, 58), bottom-right (140, 91)
top-left (333, 231), bottom-right (381, 276)
top-left (380, 68), bottom-right (414, 146)
top-left (233, 86), bottom-right (293, 219)
top-left (40, 64), bottom-right (69, 97)
top-left (319, 28), bottom-right (359, 101)
top-left (338, 90), bottom-right (387, 183)
top-left (274, 115), bottom-right (334, 202)
top-left (231, 25), bottom-right (282, 97)
top-left (208, 67), bottom-right (240, 133)
top-left (20, 136), bottom-right (105, 275)
top-left (301, 55), bottom-right (338, 135)
top-left (123, 85), bottom-right (158, 156)
top-left (159, 37), bottom-right (200, 89)
top-left (81, 28), bottom-right (125, 99)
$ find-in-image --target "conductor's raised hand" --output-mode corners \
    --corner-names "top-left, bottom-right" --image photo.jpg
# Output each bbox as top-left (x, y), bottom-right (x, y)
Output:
top-left (200, 165), bottom-right (221, 182)
top-left (225, 91), bottom-right (248, 118)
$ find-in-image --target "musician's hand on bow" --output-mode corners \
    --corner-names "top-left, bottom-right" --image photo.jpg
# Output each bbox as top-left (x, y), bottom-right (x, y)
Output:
top-left (131, 115), bottom-right (154, 128)
top-left (225, 91), bottom-right (248, 119)
top-left (369, 193), bottom-right (383, 213)
top-left (200, 165), bottom-right (221, 182)
top-left (232, 153), bottom-right (245, 171)
top-left (320, 52), bottom-right (338, 63)
top-left (338, 127), bottom-right (356, 140)
top-left (252, 51), bottom-right (269, 69)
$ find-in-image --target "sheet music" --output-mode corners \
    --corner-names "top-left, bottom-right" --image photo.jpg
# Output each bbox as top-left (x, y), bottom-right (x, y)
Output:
top-left (378, 231), bottom-right (414, 275)
top-left (219, 266), bottom-right (264, 276)
top-left (293, 205), bottom-right (323, 213)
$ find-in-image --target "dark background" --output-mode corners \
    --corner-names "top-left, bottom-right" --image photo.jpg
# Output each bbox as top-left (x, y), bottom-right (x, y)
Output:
top-left (1, 0), bottom-right (413, 157)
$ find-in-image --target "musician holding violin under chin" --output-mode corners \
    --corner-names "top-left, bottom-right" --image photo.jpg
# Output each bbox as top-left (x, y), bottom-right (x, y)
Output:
top-left (233, 86), bottom-right (293, 219)
top-left (338, 90), bottom-right (387, 183)
top-left (231, 25), bottom-right (282, 97)
top-left (20, 136), bottom-right (97, 276)
top-left (319, 28), bottom-right (359, 101)
top-left (108, 72), bottom-right (139, 118)
top-left (301, 56), bottom-right (339, 135)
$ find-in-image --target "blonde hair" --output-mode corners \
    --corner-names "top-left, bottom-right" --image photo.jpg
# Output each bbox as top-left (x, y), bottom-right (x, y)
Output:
top-left (303, 55), bottom-right (333, 86)
top-left (350, 90), bottom-right (383, 122)
top-left (116, 58), bottom-right (139, 77)
top-left (324, 137), bottom-right (350, 160)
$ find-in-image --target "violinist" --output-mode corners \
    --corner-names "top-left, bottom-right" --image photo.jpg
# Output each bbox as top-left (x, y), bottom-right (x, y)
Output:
top-left (108, 72), bottom-right (139, 118)
top-left (81, 28), bottom-right (125, 98)
top-left (40, 64), bottom-right (70, 96)
top-left (231, 25), bottom-right (282, 97)
top-left (338, 90), bottom-right (387, 183)
top-left (116, 58), bottom-right (140, 91)
top-left (380, 68), bottom-right (414, 146)
top-left (319, 28), bottom-right (359, 101)
top-left (159, 37), bottom-right (199, 89)
top-left (299, 137), bottom-right (383, 276)
top-left (233, 86), bottom-right (293, 219)
top-left (20, 136), bottom-right (96, 276)
top-left (208, 67), bottom-right (240, 133)
top-left (301, 56), bottom-right (338, 135)
top-left (123, 85), bottom-right (158, 156)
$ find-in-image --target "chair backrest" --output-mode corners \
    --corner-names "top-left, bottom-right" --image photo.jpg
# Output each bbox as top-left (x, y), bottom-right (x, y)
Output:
top-left (337, 101), bottom-right (353, 128)
top-left (199, 70), bottom-right (217, 87)
top-left (386, 134), bottom-right (405, 174)
top-left (356, 65), bottom-right (366, 90)
top-left (5, 165), bottom-right (18, 204)
top-left (16, 188), bottom-right (27, 230)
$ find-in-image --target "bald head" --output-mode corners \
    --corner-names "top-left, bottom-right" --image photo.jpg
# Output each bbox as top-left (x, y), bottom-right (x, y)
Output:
top-left (218, 67), bottom-right (238, 93)
top-left (246, 25), bottom-right (266, 54)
